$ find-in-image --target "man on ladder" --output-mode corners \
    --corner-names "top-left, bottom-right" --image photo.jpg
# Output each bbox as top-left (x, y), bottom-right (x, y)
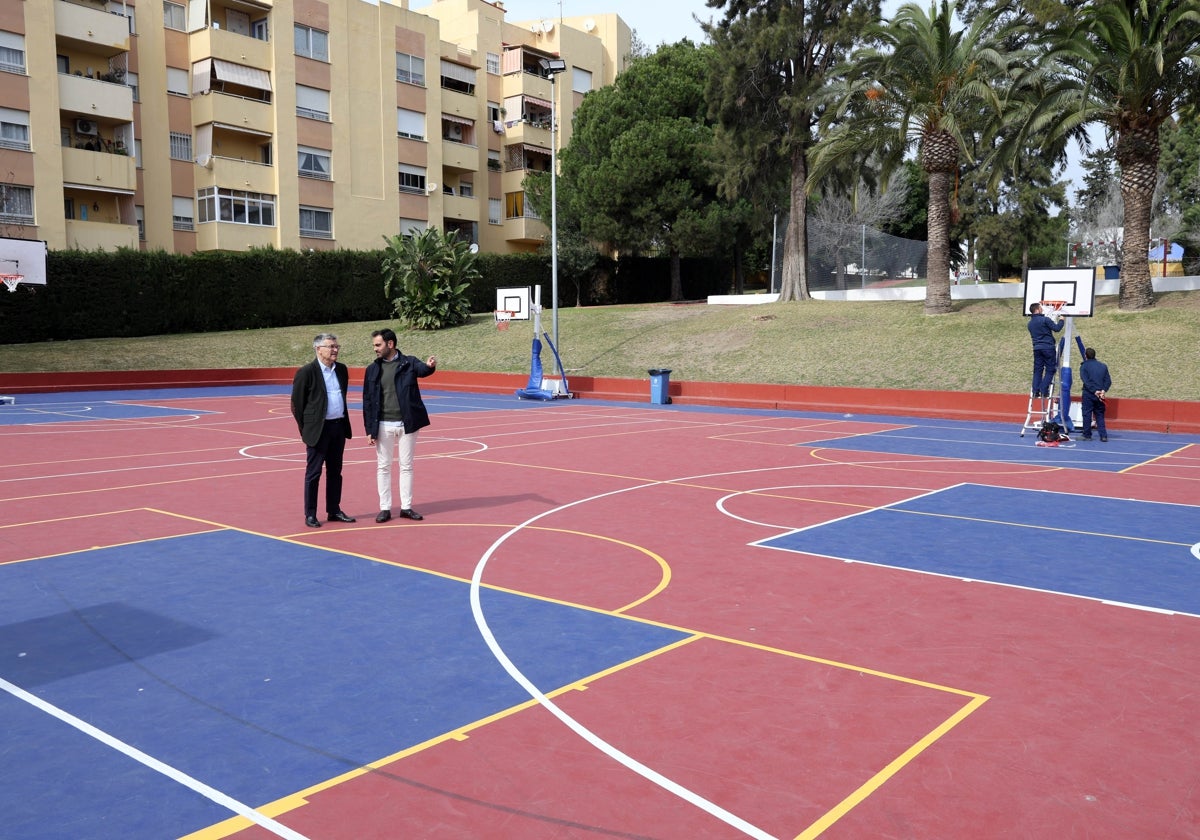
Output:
top-left (1021, 301), bottom-right (1066, 436)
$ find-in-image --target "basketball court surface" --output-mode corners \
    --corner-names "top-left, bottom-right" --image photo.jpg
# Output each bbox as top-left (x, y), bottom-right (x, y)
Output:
top-left (2, 385), bottom-right (1198, 839)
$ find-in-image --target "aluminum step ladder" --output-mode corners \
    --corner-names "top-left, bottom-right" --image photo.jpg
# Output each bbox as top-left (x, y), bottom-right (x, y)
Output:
top-left (1020, 383), bottom-right (1058, 437)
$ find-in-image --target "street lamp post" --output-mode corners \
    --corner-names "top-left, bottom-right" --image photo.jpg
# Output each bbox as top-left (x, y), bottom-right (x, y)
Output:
top-left (539, 57), bottom-right (567, 351)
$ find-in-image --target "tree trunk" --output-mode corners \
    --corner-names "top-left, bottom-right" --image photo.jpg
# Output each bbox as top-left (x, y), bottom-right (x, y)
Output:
top-left (1116, 133), bottom-right (1157, 311)
top-left (924, 168), bottom-right (953, 314)
top-left (779, 147), bottom-right (810, 302)
top-left (669, 247), bottom-right (683, 301)
top-left (733, 245), bottom-right (744, 295)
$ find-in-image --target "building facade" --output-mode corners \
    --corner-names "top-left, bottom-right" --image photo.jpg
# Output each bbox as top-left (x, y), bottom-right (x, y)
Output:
top-left (0, 0), bottom-right (630, 255)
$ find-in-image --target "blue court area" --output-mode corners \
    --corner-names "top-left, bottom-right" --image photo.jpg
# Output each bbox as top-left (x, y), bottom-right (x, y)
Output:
top-left (0, 530), bottom-right (688, 839)
top-left (807, 419), bottom-right (1187, 471)
top-left (0, 397), bottom-right (214, 425)
top-left (761, 483), bottom-right (1200, 616)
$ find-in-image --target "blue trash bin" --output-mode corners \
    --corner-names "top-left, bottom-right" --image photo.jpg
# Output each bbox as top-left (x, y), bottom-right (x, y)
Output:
top-left (648, 369), bottom-right (672, 404)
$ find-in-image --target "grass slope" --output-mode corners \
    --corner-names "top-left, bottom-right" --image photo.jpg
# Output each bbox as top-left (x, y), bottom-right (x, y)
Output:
top-left (2, 293), bottom-right (1196, 401)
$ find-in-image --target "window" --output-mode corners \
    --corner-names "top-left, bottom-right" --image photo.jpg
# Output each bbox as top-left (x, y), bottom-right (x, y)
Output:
top-left (166, 67), bottom-right (189, 96)
top-left (169, 131), bottom-right (192, 161)
top-left (109, 2), bottom-right (136, 34)
top-left (298, 146), bottom-right (331, 180)
top-left (299, 206), bottom-right (333, 238)
top-left (163, 1), bottom-right (186, 31)
top-left (487, 101), bottom-right (502, 123)
top-left (396, 108), bottom-right (424, 141)
top-left (134, 139), bottom-right (143, 168)
top-left (125, 71), bottom-right (139, 102)
top-left (488, 197), bottom-right (501, 225)
top-left (294, 25), bottom-right (329, 61)
top-left (251, 18), bottom-right (269, 41)
top-left (0, 185), bottom-right (33, 224)
top-left (395, 52), bottom-right (425, 86)
top-left (440, 60), bottom-right (476, 95)
top-left (296, 85), bottom-right (330, 121)
top-left (487, 149), bottom-right (501, 171)
top-left (0, 108), bottom-right (30, 151)
top-left (135, 205), bottom-right (145, 240)
top-left (399, 217), bottom-right (427, 237)
top-left (0, 31), bottom-right (26, 75)
top-left (172, 196), bottom-right (194, 231)
top-left (572, 67), bottom-right (592, 94)
top-left (398, 164), bottom-right (426, 194)
top-left (505, 191), bottom-right (539, 220)
top-left (197, 187), bottom-right (276, 226)
top-left (486, 52), bottom-right (500, 75)
top-left (459, 182), bottom-right (473, 198)
top-left (57, 55), bottom-right (69, 74)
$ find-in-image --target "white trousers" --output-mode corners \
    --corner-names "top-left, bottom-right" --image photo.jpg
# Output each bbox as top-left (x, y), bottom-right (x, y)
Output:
top-left (375, 421), bottom-right (416, 511)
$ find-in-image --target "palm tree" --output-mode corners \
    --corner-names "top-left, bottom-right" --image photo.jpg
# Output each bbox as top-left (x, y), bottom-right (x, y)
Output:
top-left (1017, 0), bottom-right (1200, 311)
top-left (809, 0), bottom-right (1019, 314)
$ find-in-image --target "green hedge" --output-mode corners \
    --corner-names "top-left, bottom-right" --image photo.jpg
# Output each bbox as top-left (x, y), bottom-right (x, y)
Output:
top-left (0, 247), bottom-right (729, 342)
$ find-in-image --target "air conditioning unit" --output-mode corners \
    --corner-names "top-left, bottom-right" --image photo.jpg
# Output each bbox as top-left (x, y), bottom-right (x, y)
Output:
top-left (75, 119), bottom-right (98, 136)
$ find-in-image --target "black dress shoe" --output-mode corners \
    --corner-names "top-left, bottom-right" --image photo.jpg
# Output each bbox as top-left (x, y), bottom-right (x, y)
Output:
top-left (305, 516), bottom-right (321, 528)
top-left (327, 511), bottom-right (356, 523)
top-left (399, 508), bottom-right (423, 521)
top-left (375, 510), bottom-right (392, 523)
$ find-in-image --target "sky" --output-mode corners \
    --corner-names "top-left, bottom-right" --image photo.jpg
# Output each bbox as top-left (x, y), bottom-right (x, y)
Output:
top-left (494, 1), bottom-right (713, 47)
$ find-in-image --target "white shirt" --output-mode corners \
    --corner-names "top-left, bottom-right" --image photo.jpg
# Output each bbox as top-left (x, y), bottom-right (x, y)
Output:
top-left (320, 360), bottom-right (344, 420)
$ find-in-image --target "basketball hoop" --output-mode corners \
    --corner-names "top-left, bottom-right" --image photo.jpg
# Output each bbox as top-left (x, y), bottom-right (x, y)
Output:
top-left (1042, 300), bottom-right (1066, 314)
top-left (494, 309), bottom-right (515, 331)
top-left (1, 274), bottom-right (23, 293)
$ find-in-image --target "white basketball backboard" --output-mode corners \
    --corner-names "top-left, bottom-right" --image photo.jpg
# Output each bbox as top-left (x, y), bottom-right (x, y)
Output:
top-left (1022, 266), bottom-right (1095, 318)
top-left (0, 237), bottom-right (48, 288)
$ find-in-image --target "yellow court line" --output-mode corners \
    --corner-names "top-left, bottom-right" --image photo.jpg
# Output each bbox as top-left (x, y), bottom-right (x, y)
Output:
top-left (0, 464), bottom-right (298, 505)
top-left (794, 693), bottom-right (990, 840)
top-left (1121, 442), bottom-right (1200, 475)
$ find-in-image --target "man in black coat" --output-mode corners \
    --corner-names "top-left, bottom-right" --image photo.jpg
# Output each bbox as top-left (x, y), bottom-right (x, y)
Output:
top-left (291, 333), bottom-right (356, 528)
top-left (362, 328), bottom-right (436, 522)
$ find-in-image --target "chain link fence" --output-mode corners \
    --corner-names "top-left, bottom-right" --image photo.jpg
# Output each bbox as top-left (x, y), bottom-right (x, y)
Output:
top-left (771, 215), bottom-right (929, 292)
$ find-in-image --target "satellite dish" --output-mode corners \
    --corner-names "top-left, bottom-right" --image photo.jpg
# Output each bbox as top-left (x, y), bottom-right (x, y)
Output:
top-left (469, 243), bottom-right (479, 254)
top-left (541, 19), bottom-right (554, 33)
top-left (425, 182), bottom-right (437, 193)
top-left (583, 18), bottom-right (596, 32)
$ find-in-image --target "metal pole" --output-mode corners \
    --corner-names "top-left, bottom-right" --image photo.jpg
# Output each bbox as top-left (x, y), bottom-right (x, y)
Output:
top-left (861, 224), bottom-right (867, 289)
top-left (549, 74), bottom-right (559, 351)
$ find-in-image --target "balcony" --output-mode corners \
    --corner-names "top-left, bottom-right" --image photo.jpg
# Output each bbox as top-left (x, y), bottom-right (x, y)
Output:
top-left (64, 219), bottom-right (139, 250)
top-left (191, 92), bottom-right (273, 135)
top-left (58, 73), bottom-right (134, 122)
top-left (61, 146), bottom-right (136, 193)
top-left (55, 0), bottom-right (131, 55)
top-left (503, 214), bottom-right (547, 245)
top-left (194, 157), bottom-right (276, 195)
top-left (499, 120), bottom-right (552, 149)
top-left (189, 26), bottom-right (272, 73)
top-left (441, 140), bottom-right (478, 172)
top-left (194, 222), bottom-right (278, 251)
top-left (503, 72), bottom-right (553, 105)
top-left (442, 193), bottom-right (477, 222)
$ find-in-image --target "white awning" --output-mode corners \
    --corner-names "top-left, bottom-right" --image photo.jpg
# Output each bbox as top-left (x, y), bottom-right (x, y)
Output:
top-left (63, 183), bottom-right (136, 195)
top-left (212, 59), bottom-right (271, 92)
top-left (521, 144), bottom-right (551, 155)
top-left (442, 113), bottom-right (474, 127)
top-left (440, 60), bottom-right (476, 84)
top-left (523, 95), bottom-right (552, 109)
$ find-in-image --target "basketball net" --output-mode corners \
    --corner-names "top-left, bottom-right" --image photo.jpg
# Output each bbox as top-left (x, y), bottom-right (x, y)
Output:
top-left (1, 274), bottom-right (23, 293)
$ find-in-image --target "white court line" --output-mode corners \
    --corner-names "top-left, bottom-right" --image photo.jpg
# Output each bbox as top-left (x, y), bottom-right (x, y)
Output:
top-left (468, 463), bottom-right (837, 840)
top-left (0, 675), bottom-right (311, 840)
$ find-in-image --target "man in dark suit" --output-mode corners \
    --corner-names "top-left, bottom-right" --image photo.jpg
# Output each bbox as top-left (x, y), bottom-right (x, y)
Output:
top-left (291, 333), bottom-right (356, 528)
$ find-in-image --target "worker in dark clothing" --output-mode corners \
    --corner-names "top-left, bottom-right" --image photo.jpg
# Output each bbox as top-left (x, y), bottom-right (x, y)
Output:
top-left (1079, 347), bottom-right (1113, 442)
top-left (1027, 302), bottom-right (1066, 398)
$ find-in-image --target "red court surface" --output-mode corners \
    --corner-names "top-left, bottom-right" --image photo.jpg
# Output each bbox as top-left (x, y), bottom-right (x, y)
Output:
top-left (2, 387), bottom-right (1198, 840)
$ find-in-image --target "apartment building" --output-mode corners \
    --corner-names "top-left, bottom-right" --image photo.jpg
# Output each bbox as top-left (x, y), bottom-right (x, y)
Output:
top-left (0, 0), bottom-right (630, 255)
